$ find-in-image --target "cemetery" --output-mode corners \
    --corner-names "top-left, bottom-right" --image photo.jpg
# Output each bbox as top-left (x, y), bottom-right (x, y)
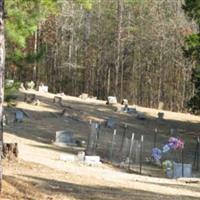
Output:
top-left (1, 87), bottom-right (200, 199)
top-left (2, 0), bottom-right (200, 199)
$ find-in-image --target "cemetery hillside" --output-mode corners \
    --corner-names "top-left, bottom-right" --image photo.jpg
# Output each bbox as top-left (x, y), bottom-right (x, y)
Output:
top-left (1, 0), bottom-right (200, 199)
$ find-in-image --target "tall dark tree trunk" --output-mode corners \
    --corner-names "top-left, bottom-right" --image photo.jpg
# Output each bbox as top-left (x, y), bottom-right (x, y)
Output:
top-left (115, 0), bottom-right (123, 96)
top-left (0, 0), bottom-right (5, 192)
top-left (83, 10), bottom-right (91, 94)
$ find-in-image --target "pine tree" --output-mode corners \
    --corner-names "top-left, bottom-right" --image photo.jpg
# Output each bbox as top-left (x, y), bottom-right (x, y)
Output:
top-left (184, 0), bottom-right (200, 113)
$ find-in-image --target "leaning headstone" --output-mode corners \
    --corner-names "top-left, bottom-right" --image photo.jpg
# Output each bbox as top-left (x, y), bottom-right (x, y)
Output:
top-left (55, 130), bottom-right (75, 147)
top-left (107, 96), bottom-right (117, 104)
top-left (15, 111), bottom-right (24, 122)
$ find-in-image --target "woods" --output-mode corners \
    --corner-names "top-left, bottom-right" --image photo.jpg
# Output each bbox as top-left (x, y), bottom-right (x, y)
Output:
top-left (2, 0), bottom-right (200, 198)
top-left (3, 0), bottom-right (199, 112)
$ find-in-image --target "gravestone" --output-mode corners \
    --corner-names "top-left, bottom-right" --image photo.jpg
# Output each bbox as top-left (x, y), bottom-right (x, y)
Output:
top-left (55, 130), bottom-right (75, 147)
top-left (173, 163), bottom-right (192, 178)
top-left (107, 96), bottom-right (117, 104)
top-left (39, 85), bottom-right (48, 92)
top-left (158, 101), bottom-right (164, 110)
top-left (15, 111), bottom-right (24, 122)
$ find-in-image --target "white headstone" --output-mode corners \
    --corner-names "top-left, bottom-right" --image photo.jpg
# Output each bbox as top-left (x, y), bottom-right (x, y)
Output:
top-left (39, 85), bottom-right (48, 92)
top-left (107, 96), bottom-right (117, 104)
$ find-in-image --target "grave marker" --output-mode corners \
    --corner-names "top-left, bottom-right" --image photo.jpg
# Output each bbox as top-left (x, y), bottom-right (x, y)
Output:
top-left (107, 96), bottom-right (117, 104)
top-left (15, 111), bottom-right (24, 122)
top-left (55, 130), bottom-right (75, 147)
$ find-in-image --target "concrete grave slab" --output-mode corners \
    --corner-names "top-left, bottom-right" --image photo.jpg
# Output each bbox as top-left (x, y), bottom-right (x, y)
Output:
top-left (85, 156), bottom-right (101, 165)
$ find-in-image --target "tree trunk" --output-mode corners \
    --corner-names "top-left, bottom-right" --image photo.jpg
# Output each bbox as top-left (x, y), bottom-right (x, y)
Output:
top-left (115, 0), bottom-right (123, 96)
top-left (83, 10), bottom-right (91, 94)
top-left (33, 30), bottom-right (37, 83)
top-left (0, 0), bottom-right (5, 192)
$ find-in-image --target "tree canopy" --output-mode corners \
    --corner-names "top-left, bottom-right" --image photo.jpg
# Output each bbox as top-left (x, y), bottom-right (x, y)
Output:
top-left (184, 0), bottom-right (200, 113)
top-left (3, 0), bottom-right (199, 113)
